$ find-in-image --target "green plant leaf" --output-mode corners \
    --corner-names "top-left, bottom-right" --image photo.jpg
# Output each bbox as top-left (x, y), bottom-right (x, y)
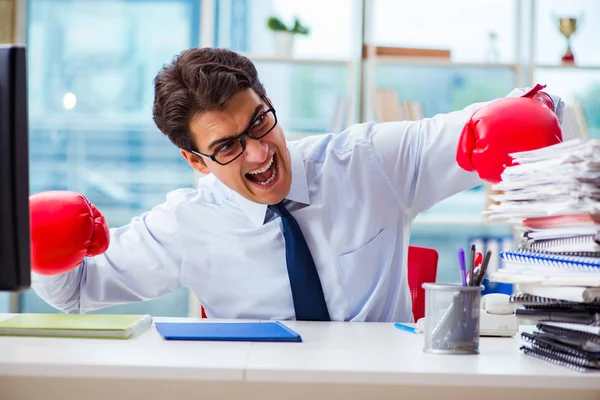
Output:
top-left (292, 17), bottom-right (310, 35)
top-left (266, 16), bottom-right (289, 32)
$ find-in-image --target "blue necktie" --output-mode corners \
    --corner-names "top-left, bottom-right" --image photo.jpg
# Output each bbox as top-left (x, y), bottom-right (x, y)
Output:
top-left (269, 202), bottom-right (330, 321)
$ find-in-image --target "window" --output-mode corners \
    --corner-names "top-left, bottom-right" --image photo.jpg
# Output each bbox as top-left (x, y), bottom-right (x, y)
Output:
top-left (22, 0), bottom-right (202, 316)
top-left (534, 0), bottom-right (600, 66)
top-left (533, 0), bottom-right (600, 138)
top-left (255, 62), bottom-right (351, 134)
top-left (373, 65), bottom-right (515, 117)
top-left (371, 0), bottom-right (518, 63)
top-left (216, 0), bottom-right (358, 133)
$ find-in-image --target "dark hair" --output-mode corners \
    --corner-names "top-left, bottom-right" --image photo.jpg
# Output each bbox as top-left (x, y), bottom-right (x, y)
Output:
top-left (152, 47), bottom-right (266, 152)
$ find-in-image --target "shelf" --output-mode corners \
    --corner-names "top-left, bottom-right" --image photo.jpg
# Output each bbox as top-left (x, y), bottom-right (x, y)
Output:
top-left (531, 64), bottom-right (600, 71)
top-left (247, 55), bottom-right (353, 66)
top-left (366, 56), bottom-right (520, 69)
top-left (29, 114), bottom-right (155, 129)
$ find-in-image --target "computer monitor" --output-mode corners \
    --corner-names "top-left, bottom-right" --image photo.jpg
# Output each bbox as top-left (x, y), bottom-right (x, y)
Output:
top-left (0, 44), bottom-right (31, 291)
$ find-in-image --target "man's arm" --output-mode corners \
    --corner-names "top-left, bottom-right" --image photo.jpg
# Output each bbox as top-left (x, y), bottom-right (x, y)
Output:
top-left (30, 191), bottom-right (185, 314)
top-left (367, 100), bottom-right (488, 217)
top-left (367, 85), bottom-right (564, 217)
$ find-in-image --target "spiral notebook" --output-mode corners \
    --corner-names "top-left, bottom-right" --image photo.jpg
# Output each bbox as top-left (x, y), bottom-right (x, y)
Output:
top-left (490, 250), bottom-right (600, 286)
top-left (510, 293), bottom-right (574, 306)
top-left (520, 344), bottom-right (599, 372)
top-left (509, 294), bottom-right (600, 313)
top-left (516, 308), bottom-right (599, 325)
top-left (537, 322), bottom-right (600, 344)
top-left (533, 330), bottom-right (600, 352)
top-left (522, 234), bottom-right (600, 255)
top-left (521, 331), bottom-right (600, 372)
top-left (502, 250), bottom-right (600, 269)
top-left (517, 284), bottom-right (600, 303)
top-left (522, 331), bottom-right (600, 362)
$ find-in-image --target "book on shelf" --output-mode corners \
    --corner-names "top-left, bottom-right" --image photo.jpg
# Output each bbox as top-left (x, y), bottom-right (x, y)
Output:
top-left (362, 44), bottom-right (451, 59)
top-left (372, 89), bottom-right (424, 123)
top-left (561, 102), bottom-right (589, 141)
top-left (328, 95), bottom-right (350, 133)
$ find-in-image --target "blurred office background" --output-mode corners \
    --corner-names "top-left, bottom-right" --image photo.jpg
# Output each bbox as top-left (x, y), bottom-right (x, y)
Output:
top-left (2, 0), bottom-right (599, 316)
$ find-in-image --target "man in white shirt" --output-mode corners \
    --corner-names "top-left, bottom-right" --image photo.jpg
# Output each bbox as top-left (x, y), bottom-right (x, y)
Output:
top-left (30, 47), bottom-right (564, 322)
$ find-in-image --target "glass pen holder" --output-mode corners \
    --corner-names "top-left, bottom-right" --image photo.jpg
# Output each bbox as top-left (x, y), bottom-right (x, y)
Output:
top-left (422, 283), bottom-right (483, 355)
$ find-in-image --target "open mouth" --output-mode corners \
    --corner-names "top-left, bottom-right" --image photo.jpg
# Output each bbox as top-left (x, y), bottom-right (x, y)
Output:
top-left (245, 153), bottom-right (278, 189)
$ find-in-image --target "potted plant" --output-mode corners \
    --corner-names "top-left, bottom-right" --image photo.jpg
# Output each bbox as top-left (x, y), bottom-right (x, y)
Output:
top-left (266, 16), bottom-right (310, 57)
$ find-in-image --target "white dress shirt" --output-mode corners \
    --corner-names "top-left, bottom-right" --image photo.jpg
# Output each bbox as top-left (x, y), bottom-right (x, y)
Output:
top-left (32, 101), bottom-right (491, 322)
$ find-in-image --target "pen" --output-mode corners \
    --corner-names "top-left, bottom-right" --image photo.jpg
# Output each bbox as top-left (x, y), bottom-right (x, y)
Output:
top-left (458, 248), bottom-right (467, 286)
top-left (394, 323), bottom-right (416, 334)
top-left (467, 266), bottom-right (480, 285)
top-left (468, 244), bottom-right (475, 286)
top-left (475, 249), bottom-right (493, 287)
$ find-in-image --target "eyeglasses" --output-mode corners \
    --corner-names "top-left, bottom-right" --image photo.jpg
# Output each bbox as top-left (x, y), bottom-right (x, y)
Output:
top-left (190, 103), bottom-right (278, 166)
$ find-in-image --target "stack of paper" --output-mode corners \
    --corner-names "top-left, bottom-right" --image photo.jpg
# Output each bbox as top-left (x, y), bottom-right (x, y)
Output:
top-left (483, 139), bottom-right (600, 372)
top-left (485, 139), bottom-right (600, 221)
top-left (486, 139), bottom-right (600, 282)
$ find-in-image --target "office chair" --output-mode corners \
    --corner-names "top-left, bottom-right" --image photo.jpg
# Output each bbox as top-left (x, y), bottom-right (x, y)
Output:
top-left (407, 245), bottom-right (439, 321)
top-left (200, 245), bottom-right (439, 321)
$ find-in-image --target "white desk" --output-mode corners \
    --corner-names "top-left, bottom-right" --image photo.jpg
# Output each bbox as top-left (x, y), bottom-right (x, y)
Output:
top-left (0, 314), bottom-right (598, 400)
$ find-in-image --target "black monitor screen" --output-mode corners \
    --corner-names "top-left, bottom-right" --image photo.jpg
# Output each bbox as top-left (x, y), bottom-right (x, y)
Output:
top-left (0, 44), bottom-right (30, 291)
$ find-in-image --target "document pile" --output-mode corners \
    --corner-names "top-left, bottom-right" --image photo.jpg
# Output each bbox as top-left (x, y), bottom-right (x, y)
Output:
top-left (485, 139), bottom-right (600, 372)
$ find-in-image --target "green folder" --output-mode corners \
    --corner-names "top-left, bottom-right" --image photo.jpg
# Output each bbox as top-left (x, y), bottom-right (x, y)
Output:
top-left (0, 313), bottom-right (153, 339)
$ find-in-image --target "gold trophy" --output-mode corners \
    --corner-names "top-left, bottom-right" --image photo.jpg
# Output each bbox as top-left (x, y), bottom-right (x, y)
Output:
top-left (558, 17), bottom-right (578, 65)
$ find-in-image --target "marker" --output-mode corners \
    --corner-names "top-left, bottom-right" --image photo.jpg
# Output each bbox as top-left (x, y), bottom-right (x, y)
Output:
top-left (394, 323), bottom-right (416, 334)
top-left (458, 248), bottom-right (467, 286)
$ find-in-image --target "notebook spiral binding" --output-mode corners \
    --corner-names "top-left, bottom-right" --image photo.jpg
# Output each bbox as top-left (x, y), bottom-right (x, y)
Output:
top-left (537, 323), bottom-right (600, 344)
top-left (525, 304), bottom-right (600, 312)
top-left (520, 345), bottom-right (596, 372)
top-left (510, 294), bottom-right (600, 311)
top-left (526, 234), bottom-right (600, 257)
top-left (510, 293), bottom-right (573, 305)
top-left (521, 332), bottom-right (600, 362)
top-left (501, 250), bottom-right (600, 271)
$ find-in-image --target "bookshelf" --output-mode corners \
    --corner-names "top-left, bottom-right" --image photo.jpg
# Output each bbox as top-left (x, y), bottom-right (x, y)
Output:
top-left (533, 64), bottom-right (600, 70)
top-left (245, 0), bottom-right (599, 231)
top-left (248, 55), bottom-right (353, 66)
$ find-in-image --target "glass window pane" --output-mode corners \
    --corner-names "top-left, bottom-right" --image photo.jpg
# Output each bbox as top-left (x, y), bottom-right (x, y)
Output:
top-left (372, 65), bottom-right (516, 117)
top-left (23, 0), bottom-right (201, 316)
top-left (217, 0), bottom-right (359, 59)
top-left (371, 0), bottom-right (517, 63)
top-left (0, 294), bottom-right (9, 313)
top-left (534, 0), bottom-right (600, 66)
top-left (254, 62), bottom-right (351, 133)
top-left (371, 65), bottom-right (515, 218)
top-left (534, 68), bottom-right (600, 138)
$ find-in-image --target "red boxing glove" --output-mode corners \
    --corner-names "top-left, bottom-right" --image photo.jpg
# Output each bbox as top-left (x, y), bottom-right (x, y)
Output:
top-left (30, 191), bottom-right (110, 275)
top-left (456, 84), bottom-right (563, 183)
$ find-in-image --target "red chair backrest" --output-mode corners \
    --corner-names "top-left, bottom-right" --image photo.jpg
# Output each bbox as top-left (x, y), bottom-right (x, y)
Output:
top-left (201, 245), bottom-right (439, 321)
top-left (407, 245), bottom-right (439, 322)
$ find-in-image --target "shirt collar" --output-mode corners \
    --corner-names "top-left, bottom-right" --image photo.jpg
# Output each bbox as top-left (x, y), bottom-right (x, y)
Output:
top-left (231, 144), bottom-right (310, 227)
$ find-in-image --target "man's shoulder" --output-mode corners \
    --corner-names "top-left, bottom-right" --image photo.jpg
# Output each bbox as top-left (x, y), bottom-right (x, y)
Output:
top-left (288, 123), bottom-right (374, 162)
top-left (164, 174), bottom-right (232, 209)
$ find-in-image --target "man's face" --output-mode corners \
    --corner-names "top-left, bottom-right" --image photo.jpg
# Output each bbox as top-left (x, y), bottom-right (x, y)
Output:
top-left (182, 88), bottom-right (292, 205)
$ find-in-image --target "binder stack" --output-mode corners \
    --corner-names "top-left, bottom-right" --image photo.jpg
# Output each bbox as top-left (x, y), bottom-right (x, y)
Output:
top-left (484, 139), bottom-right (600, 372)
